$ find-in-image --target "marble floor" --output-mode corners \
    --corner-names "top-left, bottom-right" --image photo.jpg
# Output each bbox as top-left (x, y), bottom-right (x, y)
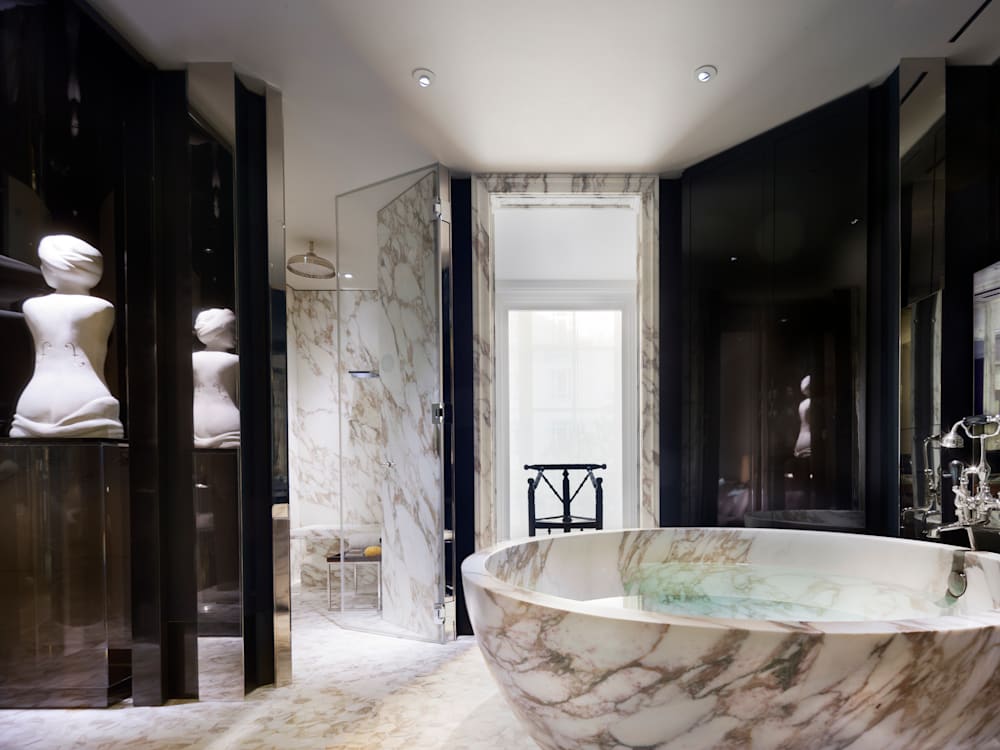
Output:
top-left (0, 590), bottom-right (532, 750)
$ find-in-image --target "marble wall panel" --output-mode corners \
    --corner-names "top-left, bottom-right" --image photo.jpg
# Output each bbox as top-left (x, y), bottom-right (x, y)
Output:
top-left (339, 291), bottom-right (386, 529)
top-left (377, 171), bottom-right (442, 641)
top-left (288, 289), bottom-right (389, 590)
top-left (287, 290), bottom-right (340, 530)
top-left (472, 175), bottom-right (659, 548)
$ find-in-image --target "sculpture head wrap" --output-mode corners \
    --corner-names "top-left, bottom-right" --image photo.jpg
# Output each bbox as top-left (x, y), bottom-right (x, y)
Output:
top-left (194, 307), bottom-right (236, 347)
top-left (38, 234), bottom-right (103, 291)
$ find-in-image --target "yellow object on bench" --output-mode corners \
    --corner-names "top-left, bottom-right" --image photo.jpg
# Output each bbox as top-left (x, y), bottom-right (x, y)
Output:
top-left (363, 545), bottom-right (381, 558)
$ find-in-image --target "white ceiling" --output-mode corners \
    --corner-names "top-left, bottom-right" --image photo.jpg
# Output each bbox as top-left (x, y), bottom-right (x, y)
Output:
top-left (88, 0), bottom-right (1000, 289)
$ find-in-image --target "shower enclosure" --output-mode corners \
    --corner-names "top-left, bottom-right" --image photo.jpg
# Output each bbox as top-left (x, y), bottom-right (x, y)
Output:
top-left (328, 164), bottom-right (456, 641)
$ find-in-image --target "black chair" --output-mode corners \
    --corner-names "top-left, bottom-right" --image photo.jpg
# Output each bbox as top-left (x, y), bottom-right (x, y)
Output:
top-left (526, 463), bottom-right (605, 536)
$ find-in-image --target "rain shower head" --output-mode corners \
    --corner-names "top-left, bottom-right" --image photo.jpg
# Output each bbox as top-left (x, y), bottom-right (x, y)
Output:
top-left (287, 240), bottom-right (335, 280)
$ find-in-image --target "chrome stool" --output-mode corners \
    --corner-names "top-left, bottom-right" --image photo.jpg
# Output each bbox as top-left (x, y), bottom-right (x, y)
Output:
top-left (326, 549), bottom-right (382, 610)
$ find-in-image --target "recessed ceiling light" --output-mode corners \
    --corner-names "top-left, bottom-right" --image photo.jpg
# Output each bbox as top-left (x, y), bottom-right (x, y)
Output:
top-left (729, 256), bottom-right (737, 262)
top-left (412, 68), bottom-right (435, 88)
top-left (343, 272), bottom-right (354, 279)
top-left (695, 65), bottom-right (717, 83)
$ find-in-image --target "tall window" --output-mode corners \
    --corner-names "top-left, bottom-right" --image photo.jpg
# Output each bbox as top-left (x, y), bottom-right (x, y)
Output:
top-left (507, 310), bottom-right (624, 538)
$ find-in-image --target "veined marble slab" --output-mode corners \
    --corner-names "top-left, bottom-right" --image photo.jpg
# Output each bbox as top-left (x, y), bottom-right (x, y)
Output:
top-left (339, 291), bottom-right (385, 530)
top-left (287, 290), bottom-right (340, 529)
top-left (288, 287), bottom-right (386, 589)
top-left (471, 175), bottom-right (659, 549)
top-left (463, 528), bottom-right (1000, 749)
top-left (377, 171), bottom-right (443, 641)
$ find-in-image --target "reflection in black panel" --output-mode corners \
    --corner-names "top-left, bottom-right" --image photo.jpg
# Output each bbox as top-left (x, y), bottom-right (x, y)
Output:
top-left (901, 117), bottom-right (945, 305)
top-left (0, 0), bottom-right (135, 433)
top-left (0, 441), bottom-right (130, 707)
top-left (194, 449), bottom-right (241, 637)
top-left (190, 116), bottom-right (235, 316)
top-left (683, 91), bottom-right (868, 529)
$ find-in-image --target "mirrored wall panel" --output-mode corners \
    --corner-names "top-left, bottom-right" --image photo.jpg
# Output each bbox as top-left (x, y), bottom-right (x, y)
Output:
top-left (898, 58), bottom-right (945, 533)
top-left (975, 263), bottom-right (1000, 420)
top-left (188, 63), bottom-right (243, 700)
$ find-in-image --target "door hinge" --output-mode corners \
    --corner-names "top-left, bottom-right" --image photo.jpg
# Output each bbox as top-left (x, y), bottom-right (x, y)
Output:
top-left (434, 603), bottom-right (447, 624)
top-left (433, 199), bottom-right (451, 223)
top-left (431, 402), bottom-right (446, 424)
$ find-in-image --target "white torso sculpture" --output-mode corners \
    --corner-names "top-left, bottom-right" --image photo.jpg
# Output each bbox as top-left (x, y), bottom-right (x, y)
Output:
top-left (10, 235), bottom-right (123, 439)
top-left (192, 308), bottom-right (240, 449)
top-left (793, 374), bottom-right (812, 458)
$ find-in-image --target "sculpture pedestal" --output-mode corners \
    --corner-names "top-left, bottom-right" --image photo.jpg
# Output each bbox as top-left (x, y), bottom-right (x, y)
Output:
top-left (194, 448), bottom-right (240, 637)
top-left (0, 440), bottom-right (130, 707)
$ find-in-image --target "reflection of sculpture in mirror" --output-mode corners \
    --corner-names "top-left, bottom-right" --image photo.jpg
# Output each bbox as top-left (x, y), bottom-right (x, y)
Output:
top-left (10, 235), bottom-right (123, 439)
top-left (193, 308), bottom-right (240, 448)
top-left (793, 374), bottom-right (812, 458)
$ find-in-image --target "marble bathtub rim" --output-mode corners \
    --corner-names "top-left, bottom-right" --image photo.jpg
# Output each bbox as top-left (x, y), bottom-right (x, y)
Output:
top-left (461, 527), bottom-right (1000, 636)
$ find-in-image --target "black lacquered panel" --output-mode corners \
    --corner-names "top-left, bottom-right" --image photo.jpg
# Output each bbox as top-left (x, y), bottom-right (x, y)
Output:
top-left (194, 449), bottom-right (240, 637)
top-left (681, 90), bottom-right (871, 530)
top-left (0, 440), bottom-right (130, 707)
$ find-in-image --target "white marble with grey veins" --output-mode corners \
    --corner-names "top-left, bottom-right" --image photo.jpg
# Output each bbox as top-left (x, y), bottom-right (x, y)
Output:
top-left (0, 589), bottom-right (533, 749)
top-left (463, 527), bottom-right (1000, 749)
top-left (287, 289), bottom-right (340, 533)
top-left (377, 171), bottom-right (443, 641)
top-left (288, 171), bottom-right (444, 639)
top-left (471, 175), bottom-right (659, 548)
top-left (287, 289), bottom-right (388, 589)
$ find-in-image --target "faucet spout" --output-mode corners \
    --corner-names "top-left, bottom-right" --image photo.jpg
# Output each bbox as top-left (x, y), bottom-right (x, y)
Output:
top-left (919, 415), bottom-right (1000, 550)
top-left (929, 519), bottom-right (985, 550)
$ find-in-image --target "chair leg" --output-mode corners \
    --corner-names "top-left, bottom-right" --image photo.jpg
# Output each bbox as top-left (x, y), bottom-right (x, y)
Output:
top-left (528, 478), bottom-right (537, 537)
top-left (596, 477), bottom-right (604, 530)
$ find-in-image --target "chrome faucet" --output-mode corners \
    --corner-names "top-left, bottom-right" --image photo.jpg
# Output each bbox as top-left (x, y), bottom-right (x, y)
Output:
top-left (904, 433), bottom-right (944, 520)
top-left (927, 416), bottom-right (1000, 550)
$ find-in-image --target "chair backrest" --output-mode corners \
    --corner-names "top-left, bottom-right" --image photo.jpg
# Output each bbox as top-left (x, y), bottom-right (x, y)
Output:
top-left (524, 463), bottom-right (605, 536)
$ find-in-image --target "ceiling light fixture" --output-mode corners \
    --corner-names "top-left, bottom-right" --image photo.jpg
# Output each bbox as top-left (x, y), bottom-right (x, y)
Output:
top-left (695, 65), bottom-right (717, 83)
top-left (286, 240), bottom-right (336, 279)
top-left (412, 68), bottom-right (435, 88)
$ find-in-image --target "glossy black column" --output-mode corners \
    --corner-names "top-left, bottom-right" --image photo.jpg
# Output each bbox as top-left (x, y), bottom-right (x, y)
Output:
top-left (121, 59), bottom-right (161, 706)
top-left (127, 70), bottom-right (198, 704)
top-left (450, 177), bottom-right (475, 636)
top-left (235, 78), bottom-right (274, 690)
top-left (864, 74), bottom-right (901, 537)
top-left (659, 179), bottom-right (683, 527)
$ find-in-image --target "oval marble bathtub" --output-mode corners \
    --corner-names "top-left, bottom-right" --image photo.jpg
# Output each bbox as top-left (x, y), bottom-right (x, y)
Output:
top-left (461, 528), bottom-right (1000, 750)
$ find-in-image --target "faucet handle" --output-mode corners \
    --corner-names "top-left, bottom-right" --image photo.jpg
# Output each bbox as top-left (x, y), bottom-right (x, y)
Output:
top-left (950, 460), bottom-right (963, 488)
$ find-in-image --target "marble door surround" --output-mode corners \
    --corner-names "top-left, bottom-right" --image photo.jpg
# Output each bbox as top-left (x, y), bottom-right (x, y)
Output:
top-left (471, 175), bottom-right (660, 548)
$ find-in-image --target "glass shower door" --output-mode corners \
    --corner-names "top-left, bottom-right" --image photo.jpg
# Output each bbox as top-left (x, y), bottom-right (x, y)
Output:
top-left (334, 164), bottom-right (453, 642)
